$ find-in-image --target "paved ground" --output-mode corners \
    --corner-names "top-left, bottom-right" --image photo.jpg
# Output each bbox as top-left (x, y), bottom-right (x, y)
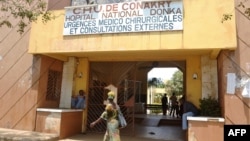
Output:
top-left (0, 114), bottom-right (185, 141)
top-left (60, 132), bottom-right (180, 141)
top-left (0, 128), bottom-right (59, 141)
top-left (60, 125), bottom-right (185, 141)
top-left (60, 114), bottom-right (185, 141)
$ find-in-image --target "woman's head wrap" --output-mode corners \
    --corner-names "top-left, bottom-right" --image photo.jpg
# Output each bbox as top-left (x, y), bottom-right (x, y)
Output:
top-left (105, 103), bottom-right (113, 111)
top-left (107, 91), bottom-right (115, 100)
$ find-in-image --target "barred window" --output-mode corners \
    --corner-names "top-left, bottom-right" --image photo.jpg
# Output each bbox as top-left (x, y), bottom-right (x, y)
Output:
top-left (46, 70), bottom-right (62, 100)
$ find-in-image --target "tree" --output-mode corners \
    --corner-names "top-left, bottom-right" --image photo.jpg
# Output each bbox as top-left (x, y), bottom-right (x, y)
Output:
top-left (148, 77), bottom-right (165, 88)
top-left (165, 70), bottom-right (183, 96)
top-left (0, 0), bottom-right (54, 34)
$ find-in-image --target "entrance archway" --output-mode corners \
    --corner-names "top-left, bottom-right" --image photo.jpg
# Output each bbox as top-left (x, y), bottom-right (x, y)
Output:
top-left (146, 67), bottom-right (184, 116)
top-left (86, 61), bottom-right (186, 140)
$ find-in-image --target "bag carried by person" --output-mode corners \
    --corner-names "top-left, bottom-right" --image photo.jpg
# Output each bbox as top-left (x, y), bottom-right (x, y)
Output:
top-left (118, 109), bottom-right (127, 128)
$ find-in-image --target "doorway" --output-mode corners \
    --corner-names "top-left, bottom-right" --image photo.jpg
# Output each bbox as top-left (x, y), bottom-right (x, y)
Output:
top-left (86, 61), bottom-right (186, 140)
top-left (87, 62), bottom-right (137, 136)
top-left (146, 67), bottom-right (184, 116)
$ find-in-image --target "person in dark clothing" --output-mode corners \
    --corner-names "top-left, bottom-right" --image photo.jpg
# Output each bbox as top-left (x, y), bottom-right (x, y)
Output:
top-left (175, 101), bottom-right (180, 118)
top-left (161, 94), bottom-right (168, 115)
top-left (169, 92), bottom-right (178, 117)
top-left (178, 101), bottom-right (184, 118)
top-left (179, 98), bottom-right (198, 130)
top-left (177, 96), bottom-right (185, 118)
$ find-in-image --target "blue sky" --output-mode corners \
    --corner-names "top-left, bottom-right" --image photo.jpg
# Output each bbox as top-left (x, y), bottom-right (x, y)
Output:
top-left (148, 68), bottom-right (178, 81)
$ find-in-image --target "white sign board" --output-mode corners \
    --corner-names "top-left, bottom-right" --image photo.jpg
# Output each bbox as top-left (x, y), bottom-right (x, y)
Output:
top-left (227, 73), bottom-right (236, 94)
top-left (63, 0), bottom-right (183, 35)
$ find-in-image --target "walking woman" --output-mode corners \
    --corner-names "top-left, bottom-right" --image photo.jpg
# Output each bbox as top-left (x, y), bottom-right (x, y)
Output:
top-left (90, 91), bottom-right (121, 141)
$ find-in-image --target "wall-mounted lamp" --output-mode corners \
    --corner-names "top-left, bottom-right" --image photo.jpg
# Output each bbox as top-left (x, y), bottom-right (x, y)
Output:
top-left (78, 72), bottom-right (83, 78)
top-left (193, 73), bottom-right (198, 79)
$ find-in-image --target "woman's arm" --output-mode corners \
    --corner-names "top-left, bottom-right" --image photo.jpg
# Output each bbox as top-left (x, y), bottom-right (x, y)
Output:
top-left (90, 117), bottom-right (103, 128)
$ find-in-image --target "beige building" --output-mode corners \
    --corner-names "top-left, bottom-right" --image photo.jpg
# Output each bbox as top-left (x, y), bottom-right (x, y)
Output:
top-left (0, 0), bottom-right (249, 140)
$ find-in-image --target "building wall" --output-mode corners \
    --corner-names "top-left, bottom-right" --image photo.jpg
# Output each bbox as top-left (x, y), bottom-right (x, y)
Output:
top-left (1, 0), bottom-right (249, 135)
top-left (29, 0), bottom-right (236, 53)
top-left (60, 57), bottom-right (76, 109)
top-left (186, 56), bottom-right (202, 106)
top-left (0, 0), bottom-right (68, 131)
top-left (0, 10), bottom-right (37, 130)
top-left (201, 55), bottom-right (218, 99)
top-left (218, 49), bottom-right (250, 124)
top-left (217, 0), bottom-right (250, 124)
top-left (37, 55), bottom-right (63, 108)
top-left (47, 0), bottom-right (71, 10)
top-left (28, 0), bottom-right (237, 107)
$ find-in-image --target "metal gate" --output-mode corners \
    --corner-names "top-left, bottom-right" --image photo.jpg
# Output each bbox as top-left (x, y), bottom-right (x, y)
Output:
top-left (87, 62), bottom-right (139, 136)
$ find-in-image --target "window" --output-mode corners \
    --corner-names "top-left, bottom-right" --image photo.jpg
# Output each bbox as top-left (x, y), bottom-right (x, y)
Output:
top-left (46, 70), bottom-right (62, 100)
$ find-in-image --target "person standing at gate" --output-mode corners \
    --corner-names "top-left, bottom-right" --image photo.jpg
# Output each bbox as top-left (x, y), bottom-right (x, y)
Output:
top-left (169, 92), bottom-right (178, 117)
top-left (161, 93), bottom-right (168, 115)
top-left (90, 91), bottom-right (121, 141)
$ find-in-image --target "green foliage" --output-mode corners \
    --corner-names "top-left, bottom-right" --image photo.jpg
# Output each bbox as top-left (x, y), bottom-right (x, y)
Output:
top-left (165, 70), bottom-right (183, 96)
top-left (151, 109), bottom-right (162, 114)
top-left (199, 96), bottom-right (221, 117)
top-left (221, 14), bottom-right (233, 23)
top-left (148, 77), bottom-right (165, 88)
top-left (0, 0), bottom-right (55, 34)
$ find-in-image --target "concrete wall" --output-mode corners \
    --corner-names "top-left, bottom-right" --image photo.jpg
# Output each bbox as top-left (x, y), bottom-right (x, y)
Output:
top-left (201, 56), bottom-right (218, 99)
top-left (0, 6), bottom-right (36, 131)
top-left (1, 0), bottom-right (249, 136)
top-left (37, 55), bottom-right (63, 108)
top-left (188, 118), bottom-right (224, 141)
top-left (35, 109), bottom-right (83, 139)
top-left (217, 0), bottom-right (250, 125)
top-left (29, 0), bottom-right (236, 53)
top-left (0, 26), bottom-right (62, 132)
top-left (0, 0), bottom-right (71, 131)
top-left (27, 0), bottom-right (237, 107)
